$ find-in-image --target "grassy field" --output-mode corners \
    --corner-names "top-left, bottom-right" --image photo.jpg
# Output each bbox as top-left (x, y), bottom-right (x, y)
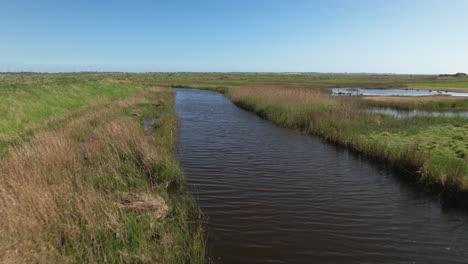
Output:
top-left (0, 74), bottom-right (148, 156)
top-left (2, 73), bottom-right (466, 155)
top-left (126, 72), bottom-right (468, 90)
top-left (0, 72), bottom-right (467, 261)
top-left (0, 75), bottom-right (204, 263)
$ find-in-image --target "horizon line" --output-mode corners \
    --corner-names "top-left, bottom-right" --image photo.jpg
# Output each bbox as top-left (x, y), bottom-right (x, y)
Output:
top-left (0, 71), bottom-right (458, 76)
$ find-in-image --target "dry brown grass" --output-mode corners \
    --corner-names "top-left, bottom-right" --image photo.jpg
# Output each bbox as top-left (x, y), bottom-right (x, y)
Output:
top-left (0, 88), bottom-right (171, 263)
top-left (227, 84), bottom-right (468, 112)
top-left (228, 85), bottom-right (343, 109)
top-left (120, 193), bottom-right (168, 219)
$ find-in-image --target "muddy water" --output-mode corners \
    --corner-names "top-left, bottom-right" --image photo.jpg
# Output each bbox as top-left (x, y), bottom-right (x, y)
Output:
top-left (175, 88), bottom-right (468, 264)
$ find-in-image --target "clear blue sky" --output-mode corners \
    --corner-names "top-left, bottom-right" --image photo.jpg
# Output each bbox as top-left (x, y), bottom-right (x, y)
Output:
top-left (1, 0), bottom-right (467, 74)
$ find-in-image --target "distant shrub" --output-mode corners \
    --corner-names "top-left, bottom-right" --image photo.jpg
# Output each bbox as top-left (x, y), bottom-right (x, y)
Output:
top-left (439, 72), bottom-right (467, 77)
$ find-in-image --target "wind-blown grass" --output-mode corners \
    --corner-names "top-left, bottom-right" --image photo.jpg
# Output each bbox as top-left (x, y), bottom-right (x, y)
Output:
top-left (356, 96), bottom-right (468, 110)
top-left (0, 85), bottom-right (205, 263)
top-left (0, 74), bottom-right (146, 156)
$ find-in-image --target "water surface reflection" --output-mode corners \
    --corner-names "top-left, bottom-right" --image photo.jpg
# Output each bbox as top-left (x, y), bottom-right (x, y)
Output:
top-left (176, 88), bottom-right (468, 264)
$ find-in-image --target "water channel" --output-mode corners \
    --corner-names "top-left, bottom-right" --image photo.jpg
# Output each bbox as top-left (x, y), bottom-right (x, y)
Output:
top-left (175, 88), bottom-right (468, 264)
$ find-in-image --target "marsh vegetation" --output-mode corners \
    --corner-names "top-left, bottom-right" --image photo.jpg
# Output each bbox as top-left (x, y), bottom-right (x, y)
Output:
top-left (226, 86), bottom-right (467, 196)
top-left (0, 75), bottom-right (204, 263)
top-left (0, 73), bottom-right (467, 262)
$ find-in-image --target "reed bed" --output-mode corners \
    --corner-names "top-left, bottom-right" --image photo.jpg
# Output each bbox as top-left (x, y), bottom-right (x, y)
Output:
top-left (227, 85), bottom-right (468, 196)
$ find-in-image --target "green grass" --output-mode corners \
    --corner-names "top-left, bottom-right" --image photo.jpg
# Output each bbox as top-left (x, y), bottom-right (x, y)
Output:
top-left (357, 96), bottom-right (468, 110)
top-left (0, 74), bottom-right (146, 155)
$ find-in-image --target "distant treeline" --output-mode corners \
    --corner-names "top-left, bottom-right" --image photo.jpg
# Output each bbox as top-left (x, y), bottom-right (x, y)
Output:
top-left (439, 72), bottom-right (467, 77)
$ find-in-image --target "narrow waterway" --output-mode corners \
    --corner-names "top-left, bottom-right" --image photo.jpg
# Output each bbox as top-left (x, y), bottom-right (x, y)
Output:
top-left (175, 88), bottom-right (468, 264)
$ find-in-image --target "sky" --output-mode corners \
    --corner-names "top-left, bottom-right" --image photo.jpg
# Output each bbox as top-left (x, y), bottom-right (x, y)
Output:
top-left (1, 0), bottom-right (467, 74)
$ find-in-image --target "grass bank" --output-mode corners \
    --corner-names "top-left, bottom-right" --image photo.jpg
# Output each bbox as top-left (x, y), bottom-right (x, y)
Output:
top-left (225, 86), bottom-right (468, 201)
top-left (0, 78), bottom-right (204, 262)
top-left (0, 74), bottom-right (148, 156)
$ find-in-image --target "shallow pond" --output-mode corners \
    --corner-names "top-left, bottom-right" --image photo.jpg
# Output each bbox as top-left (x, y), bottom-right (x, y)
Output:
top-left (364, 108), bottom-right (468, 118)
top-left (332, 88), bottom-right (468, 97)
top-left (175, 88), bottom-right (468, 264)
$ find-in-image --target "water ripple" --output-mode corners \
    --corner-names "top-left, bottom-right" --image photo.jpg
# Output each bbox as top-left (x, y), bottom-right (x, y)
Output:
top-left (175, 88), bottom-right (468, 264)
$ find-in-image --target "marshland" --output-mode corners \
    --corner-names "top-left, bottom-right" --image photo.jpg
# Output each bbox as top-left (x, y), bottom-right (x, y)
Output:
top-left (3, 1), bottom-right (468, 263)
top-left (0, 73), bottom-right (467, 263)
